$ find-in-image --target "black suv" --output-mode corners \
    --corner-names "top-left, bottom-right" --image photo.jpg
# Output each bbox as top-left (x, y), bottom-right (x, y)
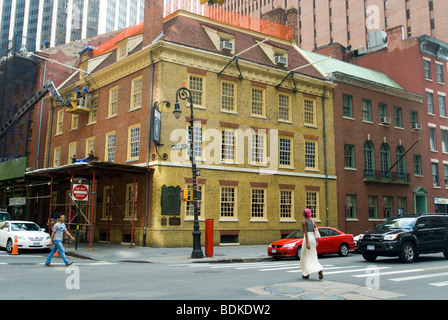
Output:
top-left (358, 214), bottom-right (448, 263)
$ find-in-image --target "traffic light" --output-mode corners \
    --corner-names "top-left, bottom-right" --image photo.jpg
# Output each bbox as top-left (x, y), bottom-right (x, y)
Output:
top-left (180, 188), bottom-right (193, 201)
top-left (200, 0), bottom-right (225, 5)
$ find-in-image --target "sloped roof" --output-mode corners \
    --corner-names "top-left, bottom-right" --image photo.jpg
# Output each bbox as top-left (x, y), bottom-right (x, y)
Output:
top-left (299, 49), bottom-right (403, 89)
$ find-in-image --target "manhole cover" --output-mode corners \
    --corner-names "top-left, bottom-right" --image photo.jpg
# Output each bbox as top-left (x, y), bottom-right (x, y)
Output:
top-left (265, 286), bottom-right (304, 295)
top-left (300, 294), bottom-right (344, 300)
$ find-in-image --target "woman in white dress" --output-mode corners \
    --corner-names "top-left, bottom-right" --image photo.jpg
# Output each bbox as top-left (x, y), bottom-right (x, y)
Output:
top-left (300, 208), bottom-right (323, 279)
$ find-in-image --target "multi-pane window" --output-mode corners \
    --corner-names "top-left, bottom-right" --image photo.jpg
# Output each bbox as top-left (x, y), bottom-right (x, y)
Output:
top-left (305, 191), bottom-right (318, 219)
top-left (186, 185), bottom-right (204, 218)
top-left (102, 186), bottom-right (113, 219)
top-left (432, 162), bottom-right (440, 186)
top-left (342, 94), bottom-right (353, 118)
top-left (125, 183), bottom-right (138, 219)
top-left (221, 81), bottom-right (235, 112)
top-left (54, 146), bottom-right (61, 167)
top-left (410, 110), bottom-right (418, 127)
top-left (128, 125), bottom-right (140, 160)
top-left (251, 188), bottom-right (266, 219)
top-left (88, 95), bottom-right (98, 123)
top-left (85, 137), bottom-right (95, 157)
top-left (56, 109), bottom-right (64, 135)
top-left (131, 77), bottom-right (143, 110)
top-left (188, 124), bottom-right (203, 159)
top-left (393, 106), bottom-right (402, 127)
top-left (278, 94), bottom-right (291, 121)
top-left (414, 154), bottom-right (422, 175)
top-left (362, 99), bottom-right (371, 121)
top-left (106, 131), bottom-right (116, 162)
top-left (220, 187), bottom-right (236, 218)
top-left (430, 127), bottom-right (437, 151)
top-left (444, 164), bottom-right (448, 188)
top-left (108, 86), bottom-right (119, 117)
top-left (442, 129), bottom-right (448, 153)
top-left (251, 88), bottom-right (264, 116)
top-left (221, 129), bottom-right (235, 162)
top-left (304, 98), bottom-right (316, 125)
top-left (68, 142), bottom-right (76, 163)
top-left (396, 146), bottom-right (406, 179)
top-left (436, 63), bottom-right (445, 83)
top-left (424, 59), bottom-right (432, 80)
top-left (280, 190), bottom-right (293, 219)
top-left (344, 144), bottom-right (355, 168)
top-left (346, 195), bottom-right (356, 219)
top-left (279, 137), bottom-right (292, 167)
top-left (398, 197), bottom-right (407, 215)
top-left (251, 133), bottom-right (265, 164)
top-left (189, 75), bottom-right (203, 106)
top-left (380, 143), bottom-right (391, 178)
top-left (368, 196), bottom-right (378, 219)
top-left (439, 95), bottom-right (446, 117)
top-left (305, 141), bottom-right (317, 169)
top-left (383, 196), bottom-right (393, 218)
top-left (364, 141), bottom-right (375, 178)
top-left (427, 92), bottom-right (434, 114)
top-left (71, 114), bottom-right (79, 130)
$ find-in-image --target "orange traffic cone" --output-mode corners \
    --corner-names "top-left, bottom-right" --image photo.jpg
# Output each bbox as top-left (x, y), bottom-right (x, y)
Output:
top-left (10, 236), bottom-right (19, 255)
top-left (54, 249), bottom-right (60, 257)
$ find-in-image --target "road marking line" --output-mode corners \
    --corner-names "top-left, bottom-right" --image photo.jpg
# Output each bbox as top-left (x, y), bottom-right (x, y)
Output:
top-left (287, 265), bottom-right (362, 273)
top-left (352, 269), bottom-right (424, 277)
top-left (390, 271), bottom-right (448, 282)
top-left (429, 281), bottom-right (448, 287)
top-left (313, 267), bottom-right (390, 275)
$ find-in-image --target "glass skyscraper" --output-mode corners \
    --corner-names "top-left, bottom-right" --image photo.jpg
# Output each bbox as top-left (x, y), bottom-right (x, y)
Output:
top-left (0, 0), bottom-right (144, 56)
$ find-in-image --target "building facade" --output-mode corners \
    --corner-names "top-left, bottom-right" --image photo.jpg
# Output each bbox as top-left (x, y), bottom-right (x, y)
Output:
top-left (38, 4), bottom-right (338, 247)
top-left (0, 0), bottom-right (144, 56)
top-left (212, 0), bottom-right (448, 51)
top-left (345, 28), bottom-right (448, 214)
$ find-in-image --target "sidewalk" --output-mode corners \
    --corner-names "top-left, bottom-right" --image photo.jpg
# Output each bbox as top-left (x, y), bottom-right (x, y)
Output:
top-left (65, 242), bottom-right (270, 264)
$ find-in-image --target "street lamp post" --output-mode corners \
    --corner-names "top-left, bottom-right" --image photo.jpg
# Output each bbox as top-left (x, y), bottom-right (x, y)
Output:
top-left (174, 86), bottom-right (204, 259)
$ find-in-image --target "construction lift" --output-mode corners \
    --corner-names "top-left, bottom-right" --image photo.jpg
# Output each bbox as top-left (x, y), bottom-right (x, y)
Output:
top-left (0, 79), bottom-right (71, 139)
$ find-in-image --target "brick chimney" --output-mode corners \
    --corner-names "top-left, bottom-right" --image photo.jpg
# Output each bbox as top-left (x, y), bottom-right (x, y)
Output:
top-left (143, 0), bottom-right (164, 48)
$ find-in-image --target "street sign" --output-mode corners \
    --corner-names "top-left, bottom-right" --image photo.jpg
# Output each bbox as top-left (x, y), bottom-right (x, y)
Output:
top-left (72, 184), bottom-right (89, 201)
top-left (171, 143), bottom-right (189, 150)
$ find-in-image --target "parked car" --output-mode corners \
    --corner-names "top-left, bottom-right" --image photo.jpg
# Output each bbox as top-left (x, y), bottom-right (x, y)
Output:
top-left (0, 220), bottom-right (51, 253)
top-left (0, 211), bottom-right (11, 222)
top-left (357, 213), bottom-right (448, 263)
top-left (267, 227), bottom-right (355, 260)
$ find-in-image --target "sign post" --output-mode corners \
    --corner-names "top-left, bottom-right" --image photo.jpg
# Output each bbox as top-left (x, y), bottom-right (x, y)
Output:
top-left (72, 183), bottom-right (89, 249)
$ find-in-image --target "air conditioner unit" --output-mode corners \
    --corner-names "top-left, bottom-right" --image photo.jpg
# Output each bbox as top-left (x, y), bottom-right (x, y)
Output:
top-left (275, 55), bottom-right (288, 66)
top-left (412, 123), bottom-right (422, 131)
top-left (220, 40), bottom-right (233, 52)
top-left (380, 117), bottom-right (391, 125)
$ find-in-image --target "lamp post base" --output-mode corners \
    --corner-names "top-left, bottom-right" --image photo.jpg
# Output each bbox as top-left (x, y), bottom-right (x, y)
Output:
top-left (191, 230), bottom-right (204, 258)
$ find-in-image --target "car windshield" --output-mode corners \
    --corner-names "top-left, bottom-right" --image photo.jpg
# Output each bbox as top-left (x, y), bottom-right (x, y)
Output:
top-left (0, 213), bottom-right (10, 222)
top-left (285, 229), bottom-right (305, 239)
top-left (381, 217), bottom-right (416, 230)
top-left (11, 223), bottom-right (42, 232)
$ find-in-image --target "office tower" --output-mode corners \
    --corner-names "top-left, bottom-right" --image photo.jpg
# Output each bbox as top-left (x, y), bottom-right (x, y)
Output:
top-left (0, 0), bottom-right (144, 56)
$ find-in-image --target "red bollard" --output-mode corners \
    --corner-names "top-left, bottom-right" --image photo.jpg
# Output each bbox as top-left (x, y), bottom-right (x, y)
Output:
top-left (205, 219), bottom-right (214, 257)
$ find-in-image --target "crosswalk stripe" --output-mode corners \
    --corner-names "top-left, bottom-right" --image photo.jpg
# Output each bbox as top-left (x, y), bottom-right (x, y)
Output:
top-left (287, 265), bottom-right (362, 273)
top-left (352, 268), bottom-right (424, 277)
top-left (317, 267), bottom-right (391, 275)
top-left (429, 281), bottom-right (448, 287)
top-left (390, 271), bottom-right (448, 282)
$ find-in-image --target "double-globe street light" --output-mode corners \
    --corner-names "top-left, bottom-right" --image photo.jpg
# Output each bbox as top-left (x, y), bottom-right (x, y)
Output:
top-left (173, 86), bottom-right (204, 259)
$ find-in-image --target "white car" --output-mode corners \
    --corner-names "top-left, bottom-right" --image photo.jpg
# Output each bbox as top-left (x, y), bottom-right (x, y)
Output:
top-left (0, 220), bottom-right (51, 253)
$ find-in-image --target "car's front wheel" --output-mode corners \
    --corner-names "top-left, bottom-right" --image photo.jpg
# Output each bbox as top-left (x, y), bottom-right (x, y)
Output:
top-left (362, 252), bottom-right (377, 262)
top-left (399, 242), bottom-right (416, 263)
top-left (338, 243), bottom-right (349, 257)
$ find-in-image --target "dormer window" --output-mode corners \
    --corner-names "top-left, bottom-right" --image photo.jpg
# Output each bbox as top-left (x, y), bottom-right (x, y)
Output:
top-left (202, 26), bottom-right (235, 54)
top-left (258, 40), bottom-right (288, 67)
top-left (220, 38), bottom-right (233, 52)
top-left (118, 42), bottom-right (128, 60)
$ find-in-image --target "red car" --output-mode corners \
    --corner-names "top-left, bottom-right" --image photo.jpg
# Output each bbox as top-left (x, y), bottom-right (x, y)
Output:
top-left (267, 227), bottom-right (355, 260)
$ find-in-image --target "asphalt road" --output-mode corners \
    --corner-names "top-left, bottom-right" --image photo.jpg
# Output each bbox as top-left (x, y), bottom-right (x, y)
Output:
top-left (1, 249), bottom-right (447, 302)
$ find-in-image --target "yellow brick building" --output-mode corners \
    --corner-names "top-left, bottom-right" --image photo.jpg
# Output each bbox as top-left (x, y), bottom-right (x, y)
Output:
top-left (44, 9), bottom-right (337, 248)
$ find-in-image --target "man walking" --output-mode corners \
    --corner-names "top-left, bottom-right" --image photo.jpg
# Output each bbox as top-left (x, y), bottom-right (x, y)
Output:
top-left (45, 214), bottom-right (75, 267)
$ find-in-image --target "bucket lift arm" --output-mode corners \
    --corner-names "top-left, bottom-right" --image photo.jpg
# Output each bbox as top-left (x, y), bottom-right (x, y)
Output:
top-left (0, 79), bottom-right (70, 139)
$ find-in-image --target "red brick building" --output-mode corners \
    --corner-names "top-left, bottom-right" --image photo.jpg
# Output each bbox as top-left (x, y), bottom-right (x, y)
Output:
top-left (301, 49), bottom-right (425, 235)
top-left (346, 27), bottom-right (448, 214)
